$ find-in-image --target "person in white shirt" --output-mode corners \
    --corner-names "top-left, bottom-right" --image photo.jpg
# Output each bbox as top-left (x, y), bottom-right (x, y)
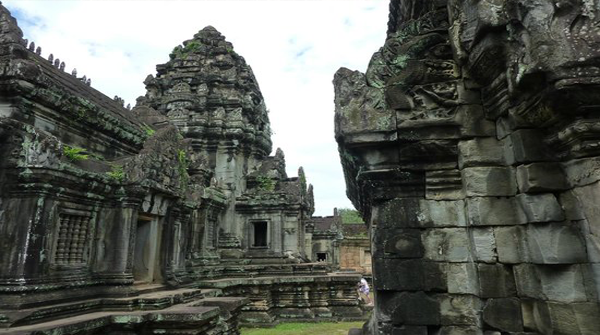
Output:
top-left (357, 278), bottom-right (372, 305)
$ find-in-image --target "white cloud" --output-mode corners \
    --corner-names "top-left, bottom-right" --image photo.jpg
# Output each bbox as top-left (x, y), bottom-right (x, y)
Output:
top-left (4, 0), bottom-right (389, 215)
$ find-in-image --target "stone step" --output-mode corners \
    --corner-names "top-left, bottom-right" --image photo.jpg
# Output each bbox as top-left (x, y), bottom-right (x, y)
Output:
top-left (0, 288), bottom-right (222, 328)
top-left (0, 303), bottom-right (222, 335)
top-left (132, 282), bottom-right (166, 295)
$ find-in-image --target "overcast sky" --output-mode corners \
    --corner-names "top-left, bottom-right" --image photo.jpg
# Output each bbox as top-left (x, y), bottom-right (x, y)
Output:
top-left (5, 0), bottom-right (389, 216)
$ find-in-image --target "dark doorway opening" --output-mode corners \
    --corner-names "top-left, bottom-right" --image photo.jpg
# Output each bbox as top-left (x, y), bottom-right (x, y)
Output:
top-left (133, 216), bottom-right (162, 284)
top-left (317, 252), bottom-right (327, 262)
top-left (252, 221), bottom-right (268, 248)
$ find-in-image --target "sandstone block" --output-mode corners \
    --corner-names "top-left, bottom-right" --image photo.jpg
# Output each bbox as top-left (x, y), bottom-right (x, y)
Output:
top-left (390, 292), bottom-right (441, 326)
top-left (502, 129), bottom-right (553, 164)
top-left (537, 264), bottom-right (587, 303)
top-left (440, 294), bottom-right (483, 326)
top-left (425, 170), bottom-right (465, 200)
top-left (372, 198), bottom-right (421, 229)
top-left (513, 264), bottom-right (544, 300)
top-left (494, 226), bottom-right (529, 263)
top-left (482, 298), bottom-right (523, 332)
top-left (423, 228), bottom-right (471, 262)
top-left (373, 228), bottom-right (423, 259)
top-left (456, 104), bottom-right (495, 137)
top-left (516, 193), bottom-right (564, 224)
top-left (470, 227), bottom-right (497, 262)
top-left (547, 302), bottom-right (600, 335)
top-left (572, 182), bottom-right (600, 237)
top-left (558, 190), bottom-right (586, 221)
top-left (373, 199), bottom-right (467, 229)
top-left (458, 137), bottom-right (506, 168)
top-left (515, 263), bottom-right (588, 303)
top-left (462, 167), bottom-right (517, 196)
top-left (447, 263), bottom-right (479, 295)
top-left (420, 199), bottom-right (467, 228)
top-left (467, 196), bottom-right (519, 226)
top-left (516, 162), bottom-right (569, 193)
top-left (477, 263), bottom-right (516, 298)
top-left (372, 258), bottom-right (446, 292)
top-left (527, 222), bottom-right (587, 264)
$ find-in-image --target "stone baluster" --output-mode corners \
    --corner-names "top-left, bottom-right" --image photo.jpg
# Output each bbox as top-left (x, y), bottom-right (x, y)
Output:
top-left (69, 216), bottom-right (81, 263)
top-left (56, 216), bottom-right (70, 264)
top-left (71, 68), bottom-right (77, 77)
top-left (76, 218), bottom-right (88, 262)
top-left (28, 41), bottom-right (34, 51)
top-left (35, 46), bottom-right (41, 55)
top-left (59, 62), bottom-right (65, 71)
top-left (48, 53), bottom-right (53, 63)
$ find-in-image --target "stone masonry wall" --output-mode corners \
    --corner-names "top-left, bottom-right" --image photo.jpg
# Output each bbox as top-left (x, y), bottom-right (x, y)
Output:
top-left (335, 0), bottom-right (600, 334)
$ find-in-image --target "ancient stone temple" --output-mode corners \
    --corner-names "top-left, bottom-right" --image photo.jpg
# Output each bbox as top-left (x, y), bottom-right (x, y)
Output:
top-left (336, 0), bottom-right (600, 334)
top-left (0, 3), bottom-right (366, 333)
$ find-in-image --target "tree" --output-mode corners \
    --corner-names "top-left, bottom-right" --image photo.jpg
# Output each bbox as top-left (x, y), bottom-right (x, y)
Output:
top-left (338, 208), bottom-right (364, 224)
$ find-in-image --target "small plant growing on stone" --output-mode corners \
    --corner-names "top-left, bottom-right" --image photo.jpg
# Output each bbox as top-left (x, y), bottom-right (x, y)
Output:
top-left (63, 145), bottom-right (88, 161)
top-left (107, 164), bottom-right (125, 182)
top-left (142, 124), bottom-right (155, 136)
top-left (256, 175), bottom-right (275, 192)
top-left (177, 149), bottom-right (190, 188)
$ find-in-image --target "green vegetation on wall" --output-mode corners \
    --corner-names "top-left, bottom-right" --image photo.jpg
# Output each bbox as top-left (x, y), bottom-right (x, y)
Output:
top-left (177, 149), bottom-right (190, 188)
top-left (256, 175), bottom-right (275, 192)
top-left (106, 164), bottom-right (125, 182)
top-left (63, 145), bottom-right (89, 161)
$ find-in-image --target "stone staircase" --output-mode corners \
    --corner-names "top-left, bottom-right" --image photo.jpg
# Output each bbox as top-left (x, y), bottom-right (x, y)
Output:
top-left (0, 286), bottom-right (248, 334)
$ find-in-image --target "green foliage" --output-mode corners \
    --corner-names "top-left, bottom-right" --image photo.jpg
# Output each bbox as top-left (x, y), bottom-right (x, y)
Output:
top-left (256, 175), bottom-right (275, 192)
top-left (75, 107), bottom-right (86, 120)
top-left (142, 124), bottom-right (155, 136)
top-left (63, 145), bottom-right (88, 161)
top-left (106, 164), bottom-right (125, 182)
top-left (172, 40), bottom-right (202, 58)
top-left (241, 322), bottom-right (364, 335)
top-left (177, 149), bottom-right (189, 188)
top-left (338, 208), bottom-right (364, 224)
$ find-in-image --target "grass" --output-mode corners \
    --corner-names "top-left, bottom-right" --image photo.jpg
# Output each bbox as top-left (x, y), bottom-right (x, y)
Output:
top-left (241, 321), bottom-right (364, 335)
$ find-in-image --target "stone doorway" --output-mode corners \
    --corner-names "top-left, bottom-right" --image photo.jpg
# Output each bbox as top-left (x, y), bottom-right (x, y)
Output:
top-left (133, 215), bottom-right (162, 284)
top-left (251, 221), bottom-right (268, 248)
top-left (316, 252), bottom-right (327, 262)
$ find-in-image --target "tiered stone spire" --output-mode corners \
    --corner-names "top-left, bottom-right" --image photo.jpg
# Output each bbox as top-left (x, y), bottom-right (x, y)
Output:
top-left (143, 26), bottom-right (272, 157)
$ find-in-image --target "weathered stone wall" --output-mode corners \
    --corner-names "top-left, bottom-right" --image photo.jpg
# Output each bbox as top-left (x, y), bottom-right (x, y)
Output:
top-left (340, 242), bottom-right (371, 275)
top-left (335, 0), bottom-right (600, 334)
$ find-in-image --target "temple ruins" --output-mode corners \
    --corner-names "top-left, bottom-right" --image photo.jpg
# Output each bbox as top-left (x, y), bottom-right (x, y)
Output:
top-left (0, 3), bottom-right (367, 334)
top-left (336, 0), bottom-right (600, 334)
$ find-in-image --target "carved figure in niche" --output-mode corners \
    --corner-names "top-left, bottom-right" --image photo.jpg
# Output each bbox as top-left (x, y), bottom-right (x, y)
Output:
top-left (170, 82), bottom-right (192, 94)
top-left (167, 107), bottom-right (191, 121)
top-left (367, 7), bottom-right (460, 123)
top-left (453, 0), bottom-right (600, 110)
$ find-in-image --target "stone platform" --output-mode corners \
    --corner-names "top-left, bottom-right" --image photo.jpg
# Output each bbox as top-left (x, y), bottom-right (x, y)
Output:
top-left (195, 273), bottom-right (368, 327)
top-left (0, 286), bottom-right (247, 335)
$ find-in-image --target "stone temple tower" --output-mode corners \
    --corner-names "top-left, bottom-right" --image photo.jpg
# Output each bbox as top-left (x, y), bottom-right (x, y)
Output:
top-left (140, 26), bottom-right (312, 261)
